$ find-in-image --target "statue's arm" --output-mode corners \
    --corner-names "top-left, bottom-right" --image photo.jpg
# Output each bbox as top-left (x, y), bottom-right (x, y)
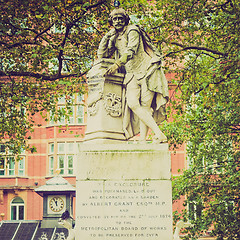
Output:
top-left (116, 29), bottom-right (139, 66)
top-left (97, 29), bottom-right (117, 58)
top-left (104, 29), bottom-right (140, 76)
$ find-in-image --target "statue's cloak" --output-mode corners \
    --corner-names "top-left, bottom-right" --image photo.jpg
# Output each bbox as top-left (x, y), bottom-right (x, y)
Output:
top-left (122, 25), bottom-right (169, 139)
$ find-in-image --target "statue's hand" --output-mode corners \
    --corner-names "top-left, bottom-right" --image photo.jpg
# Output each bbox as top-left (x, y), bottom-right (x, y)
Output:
top-left (106, 28), bottom-right (117, 38)
top-left (104, 63), bottom-right (119, 76)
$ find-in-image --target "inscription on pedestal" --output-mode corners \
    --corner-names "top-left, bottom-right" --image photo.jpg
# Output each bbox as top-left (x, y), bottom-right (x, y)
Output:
top-left (77, 180), bottom-right (172, 240)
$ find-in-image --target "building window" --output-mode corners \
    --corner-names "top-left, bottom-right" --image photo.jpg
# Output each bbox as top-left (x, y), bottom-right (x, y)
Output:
top-left (188, 200), bottom-right (203, 221)
top-left (8, 157), bottom-right (15, 175)
top-left (18, 158), bottom-right (25, 176)
top-left (50, 93), bottom-right (85, 126)
top-left (0, 156), bottom-right (5, 175)
top-left (0, 144), bottom-right (25, 176)
top-left (76, 94), bottom-right (84, 124)
top-left (49, 143), bottom-right (55, 175)
top-left (11, 197), bottom-right (24, 220)
top-left (58, 142), bottom-right (74, 175)
top-left (224, 201), bottom-right (235, 213)
top-left (187, 140), bottom-right (232, 174)
top-left (187, 156), bottom-right (214, 174)
top-left (48, 142), bottom-right (78, 176)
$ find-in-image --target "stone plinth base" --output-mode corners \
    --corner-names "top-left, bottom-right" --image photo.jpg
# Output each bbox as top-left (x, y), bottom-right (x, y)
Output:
top-left (76, 144), bottom-right (173, 240)
top-left (85, 59), bottom-right (125, 143)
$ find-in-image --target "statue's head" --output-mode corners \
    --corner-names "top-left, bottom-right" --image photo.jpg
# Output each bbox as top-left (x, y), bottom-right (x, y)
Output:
top-left (108, 8), bottom-right (130, 28)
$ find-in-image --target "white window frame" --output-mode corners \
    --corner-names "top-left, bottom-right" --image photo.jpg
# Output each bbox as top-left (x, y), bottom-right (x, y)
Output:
top-left (0, 145), bottom-right (25, 176)
top-left (11, 197), bottom-right (24, 220)
top-left (18, 157), bottom-right (25, 176)
top-left (57, 142), bottom-right (75, 176)
top-left (48, 141), bottom-right (79, 176)
top-left (50, 93), bottom-right (85, 126)
top-left (0, 156), bottom-right (6, 175)
top-left (188, 200), bottom-right (203, 221)
top-left (48, 143), bottom-right (55, 175)
top-left (8, 156), bottom-right (15, 176)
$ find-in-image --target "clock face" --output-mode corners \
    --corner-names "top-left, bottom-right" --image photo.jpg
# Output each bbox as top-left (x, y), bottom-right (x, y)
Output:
top-left (49, 196), bottom-right (65, 212)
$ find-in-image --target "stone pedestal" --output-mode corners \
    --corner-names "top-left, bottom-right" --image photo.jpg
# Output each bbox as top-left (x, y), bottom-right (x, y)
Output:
top-left (76, 144), bottom-right (173, 240)
top-left (85, 59), bottom-right (125, 143)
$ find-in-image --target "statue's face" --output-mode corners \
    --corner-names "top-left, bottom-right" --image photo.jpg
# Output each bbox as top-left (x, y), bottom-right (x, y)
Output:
top-left (112, 14), bottom-right (125, 31)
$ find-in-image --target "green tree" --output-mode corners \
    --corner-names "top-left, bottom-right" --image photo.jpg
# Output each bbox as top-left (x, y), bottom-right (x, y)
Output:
top-left (0, 0), bottom-right (150, 155)
top-left (0, 0), bottom-right (113, 154)
top-left (139, 0), bottom-right (239, 239)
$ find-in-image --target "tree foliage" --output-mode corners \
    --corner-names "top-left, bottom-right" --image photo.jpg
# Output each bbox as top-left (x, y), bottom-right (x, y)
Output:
top-left (0, 0), bottom-right (151, 154)
top-left (139, 0), bottom-right (239, 239)
top-left (0, 0), bottom-right (107, 154)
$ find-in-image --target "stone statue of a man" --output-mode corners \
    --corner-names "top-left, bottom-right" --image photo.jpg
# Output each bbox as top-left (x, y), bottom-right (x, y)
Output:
top-left (97, 8), bottom-right (169, 143)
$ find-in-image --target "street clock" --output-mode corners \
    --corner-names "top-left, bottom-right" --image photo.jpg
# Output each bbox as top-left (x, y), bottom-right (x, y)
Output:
top-left (35, 176), bottom-right (75, 228)
top-left (48, 195), bottom-right (66, 214)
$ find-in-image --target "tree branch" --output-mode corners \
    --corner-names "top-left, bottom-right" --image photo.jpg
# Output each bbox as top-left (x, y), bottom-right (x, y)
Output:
top-left (34, 23), bottom-right (55, 41)
top-left (57, 24), bottom-right (72, 75)
top-left (0, 71), bottom-right (87, 82)
top-left (55, 0), bottom-right (106, 75)
top-left (164, 42), bottom-right (226, 58)
top-left (70, 0), bottom-right (108, 26)
top-left (1, 18), bottom-right (54, 47)
top-left (195, 78), bottom-right (226, 94)
top-left (67, 0), bottom-right (107, 11)
top-left (0, 41), bottom-right (39, 49)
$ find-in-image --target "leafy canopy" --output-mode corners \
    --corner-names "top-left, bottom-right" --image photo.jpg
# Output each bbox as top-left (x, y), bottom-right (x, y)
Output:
top-left (0, 0), bottom-right (152, 155)
top-left (0, 0), bottom-right (155, 155)
top-left (140, 0), bottom-right (239, 239)
top-left (0, 0), bottom-right (111, 155)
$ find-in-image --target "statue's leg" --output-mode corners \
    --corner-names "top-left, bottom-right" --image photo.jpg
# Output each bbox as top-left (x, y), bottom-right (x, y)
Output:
top-left (139, 80), bottom-right (154, 142)
top-left (126, 78), bottom-right (167, 142)
top-left (140, 80), bottom-right (167, 143)
top-left (139, 120), bottom-right (148, 142)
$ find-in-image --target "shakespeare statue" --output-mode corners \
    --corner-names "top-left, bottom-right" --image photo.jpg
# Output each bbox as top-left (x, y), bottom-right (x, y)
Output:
top-left (97, 8), bottom-right (169, 143)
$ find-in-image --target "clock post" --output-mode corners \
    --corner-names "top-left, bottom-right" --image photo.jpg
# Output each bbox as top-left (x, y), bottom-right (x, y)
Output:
top-left (35, 175), bottom-right (75, 228)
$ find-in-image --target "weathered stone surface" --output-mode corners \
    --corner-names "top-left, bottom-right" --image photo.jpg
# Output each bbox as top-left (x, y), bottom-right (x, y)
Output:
top-left (85, 59), bottom-right (125, 143)
top-left (75, 144), bottom-right (173, 240)
top-left (95, 8), bottom-right (169, 143)
top-left (77, 143), bottom-right (171, 180)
